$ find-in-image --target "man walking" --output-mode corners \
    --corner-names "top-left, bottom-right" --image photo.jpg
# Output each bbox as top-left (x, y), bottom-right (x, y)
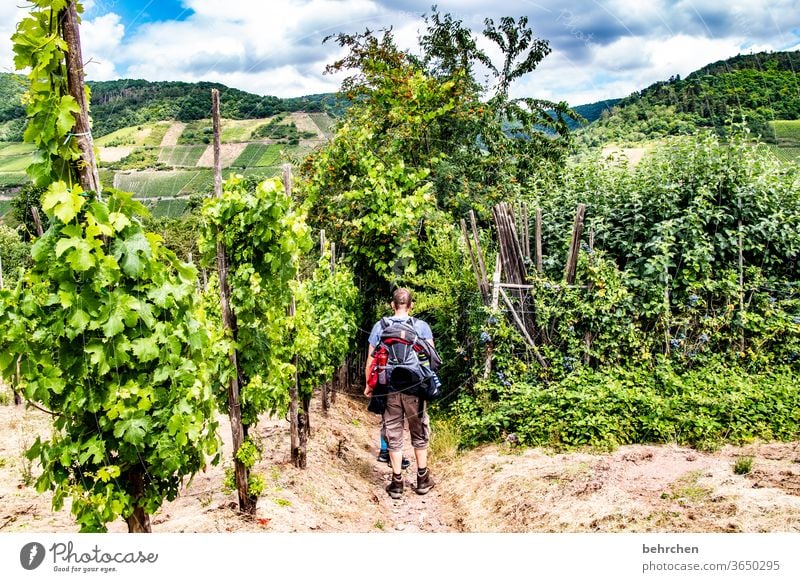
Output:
top-left (364, 288), bottom-right (435, 499)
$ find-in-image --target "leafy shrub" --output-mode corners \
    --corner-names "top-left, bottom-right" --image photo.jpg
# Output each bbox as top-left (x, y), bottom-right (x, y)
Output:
top-left (453, 361), bottom-right (800, 451)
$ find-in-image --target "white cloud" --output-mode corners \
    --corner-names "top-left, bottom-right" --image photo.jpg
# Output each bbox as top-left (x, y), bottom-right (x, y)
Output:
top-left (522, 33), bottom-right (757, 105)
top-left (82, 13), bottom-right (125, 80)
top-left (0, 6), bottom-right (32, 74)
top-left (108, 0), bottom-right (413, 96)
top-left (2, 0), bottom-right (800, 105)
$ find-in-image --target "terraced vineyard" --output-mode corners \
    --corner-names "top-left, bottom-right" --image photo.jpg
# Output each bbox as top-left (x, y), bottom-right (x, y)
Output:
top-left (0, 111), bottom-right (332, 218)
top-left (95, 121), bottom-right (172, 147)
top-left (114, 169), bottom-right (215, 197)
top-left (158, 145), bottom-right (208, 167)
top-left (231, 143), bottom-right (287, 167)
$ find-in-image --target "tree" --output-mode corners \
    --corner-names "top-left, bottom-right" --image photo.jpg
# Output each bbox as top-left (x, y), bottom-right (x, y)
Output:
top-left (304, 10), bottom-right (577, 296)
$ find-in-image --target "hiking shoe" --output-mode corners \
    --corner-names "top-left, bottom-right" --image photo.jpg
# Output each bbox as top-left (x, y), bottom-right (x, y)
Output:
top-left (386, 473), bottom-right (404, 499)
top-left (415, 468), bottom-right (434, 495)
top-left (377, 451), bottom-right (410, 470)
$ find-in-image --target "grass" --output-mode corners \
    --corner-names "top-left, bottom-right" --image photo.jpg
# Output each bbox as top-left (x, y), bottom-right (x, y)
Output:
top-left (220, 118), bottom-right (272, 142)
top-left (770, 120), bottom-right (800, 146)
top-left (158, 145), bottom-right (207, 167)
top-left (95, 122), bottom-right (171, 147)
top-left (430, 416), bottom-right (462, 465)
top-left (665, 471), bottom-right (712, 504)
top-left (733, 456), bottom-right (753, 475)
top-left (0, 200), bottom-right (10, 216)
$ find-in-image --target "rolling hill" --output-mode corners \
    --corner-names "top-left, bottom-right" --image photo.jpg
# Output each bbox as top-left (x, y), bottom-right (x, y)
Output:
top-left (2, 49), bottom-right (800, 218)
top-left (576, 50), bottom-right (800, 146)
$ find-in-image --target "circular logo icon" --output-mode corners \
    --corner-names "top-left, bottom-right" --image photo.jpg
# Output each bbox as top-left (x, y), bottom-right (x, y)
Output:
top-left (20, 542), bottom-right (46, 570)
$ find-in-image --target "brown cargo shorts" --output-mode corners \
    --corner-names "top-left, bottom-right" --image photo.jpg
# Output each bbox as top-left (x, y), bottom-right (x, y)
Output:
top-left (383, 391), bottom-right (430, 452)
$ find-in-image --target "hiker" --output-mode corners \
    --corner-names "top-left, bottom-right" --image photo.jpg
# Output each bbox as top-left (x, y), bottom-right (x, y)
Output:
top-left (364, 287), bottom-right (435, 499)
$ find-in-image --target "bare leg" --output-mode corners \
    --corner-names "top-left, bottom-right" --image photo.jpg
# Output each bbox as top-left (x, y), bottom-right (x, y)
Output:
top-left (389, 451), bottom-right (403, 474)
top-left (413, 447), bottom-right (427, 471)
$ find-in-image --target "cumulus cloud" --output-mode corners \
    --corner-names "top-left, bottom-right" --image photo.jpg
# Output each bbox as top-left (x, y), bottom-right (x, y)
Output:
top-left (0, 6), bottom-right (32, 74)
top-left (2, 0), bottom-right (799, 104)
top-left (82, 13), bottom-right (125, 80)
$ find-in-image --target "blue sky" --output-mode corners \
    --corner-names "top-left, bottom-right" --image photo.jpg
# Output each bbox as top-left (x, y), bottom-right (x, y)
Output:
top-left (100, 0), bottom-right (194, 32)
top-left (2, 1), bottom-right (799, 105)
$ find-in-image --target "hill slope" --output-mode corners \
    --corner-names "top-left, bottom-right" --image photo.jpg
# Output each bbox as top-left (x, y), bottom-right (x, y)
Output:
top-left (577, 50), bottom-right (800, 145)
top-left (0, 74), bottom-right (346, 141)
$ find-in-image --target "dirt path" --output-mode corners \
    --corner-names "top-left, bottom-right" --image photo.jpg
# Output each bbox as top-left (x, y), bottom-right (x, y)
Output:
top-left (195, 143), bottom-right (247, 168)
top-left (159, 122), bottom-right (186, 147)
top-left (1, 387), bottom-right (798, 533)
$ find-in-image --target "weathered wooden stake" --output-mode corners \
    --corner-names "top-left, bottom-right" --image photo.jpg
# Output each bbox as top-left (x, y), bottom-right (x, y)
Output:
top-left (564, 204), bottom-right (586, 284)
top-left (535, 208), bottom-right (543, 274)
top-left (483, 255), bottom-right (502, 379)
top-left (738, 219), bottom-right (745, 352)
top-left (283, 165), bottom-right (308, 468)
top-left (499, 287), bottom-right (548, 369)
top-left (461, 219), bottom-right (488, 304)
top-left (212, 88), bottom-right (254, 515)
top-left (31, 207), bottom-right (44, 237)
top-left (60, 2), bottom-right (100, 194)
top-left (522, 202), bottom-right (531, 261)
top-left (469, 210), bottom-right (489, 291)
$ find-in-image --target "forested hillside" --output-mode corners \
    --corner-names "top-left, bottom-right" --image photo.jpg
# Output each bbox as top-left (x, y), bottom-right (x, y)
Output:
top-left (0, 73), bottom-right (346, 140)
top-left (578, 50), bottom-right (800, 145)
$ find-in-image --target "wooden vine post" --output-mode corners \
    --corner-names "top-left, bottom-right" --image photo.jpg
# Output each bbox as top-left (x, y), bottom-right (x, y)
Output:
top-left (60, 2), bottom-right (100, 193)
top-left (283, 165), bottom-right (308, 468)
top-left (564, 204), bottom-right (586, 284)
top-left (65, 2), bottom-right (147, 531)
top-left (212, 89), bottom-right (255, 514)
top-left (319, 230), bottom-right (333, 415)
top-left (535, 208), bottom-right (543, 274)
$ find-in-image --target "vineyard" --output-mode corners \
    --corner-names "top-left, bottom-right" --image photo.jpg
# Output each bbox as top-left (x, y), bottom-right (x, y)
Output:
top-left (0, 0), bottom-right (799, 536)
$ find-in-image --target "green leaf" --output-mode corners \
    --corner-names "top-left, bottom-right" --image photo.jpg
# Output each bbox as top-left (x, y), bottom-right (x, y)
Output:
top-left (85, 342), bottom-right (110, 375)
top-left (113, 417), bottom-right (151, 447)
top-left (56, 95), bottom-right (80, 138)
top-left (67, 308), bottom-right (91, 338)
top-left (131, 336), bottom-right (159, 363)
top-left (101, 309), bottom-right (125, 337)
top-left (113, 231), bottom-right (152, 277)
top-left (42, 181), bottom-right (86, 223)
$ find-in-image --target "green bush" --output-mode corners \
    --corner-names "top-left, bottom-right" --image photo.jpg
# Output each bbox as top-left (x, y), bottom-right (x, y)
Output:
top-left (453, 361), bottom-right (799, 451)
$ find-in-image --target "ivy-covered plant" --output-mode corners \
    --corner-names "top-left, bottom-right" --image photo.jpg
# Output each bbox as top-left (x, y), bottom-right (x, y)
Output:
top-left (11, 0), bottom-right (86, 186)
top-left (0, 184), bottom-right (220, 532)
top-left (293, 250), bottom-right (359, 400)
top-left (0, 0), bottom-right (220, 533)
top-left (199, 175), bottom-right (313, 426)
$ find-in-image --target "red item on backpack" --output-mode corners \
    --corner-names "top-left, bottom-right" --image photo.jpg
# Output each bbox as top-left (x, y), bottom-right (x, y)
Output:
top-left (367, 347), bottom-right (389, 389)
